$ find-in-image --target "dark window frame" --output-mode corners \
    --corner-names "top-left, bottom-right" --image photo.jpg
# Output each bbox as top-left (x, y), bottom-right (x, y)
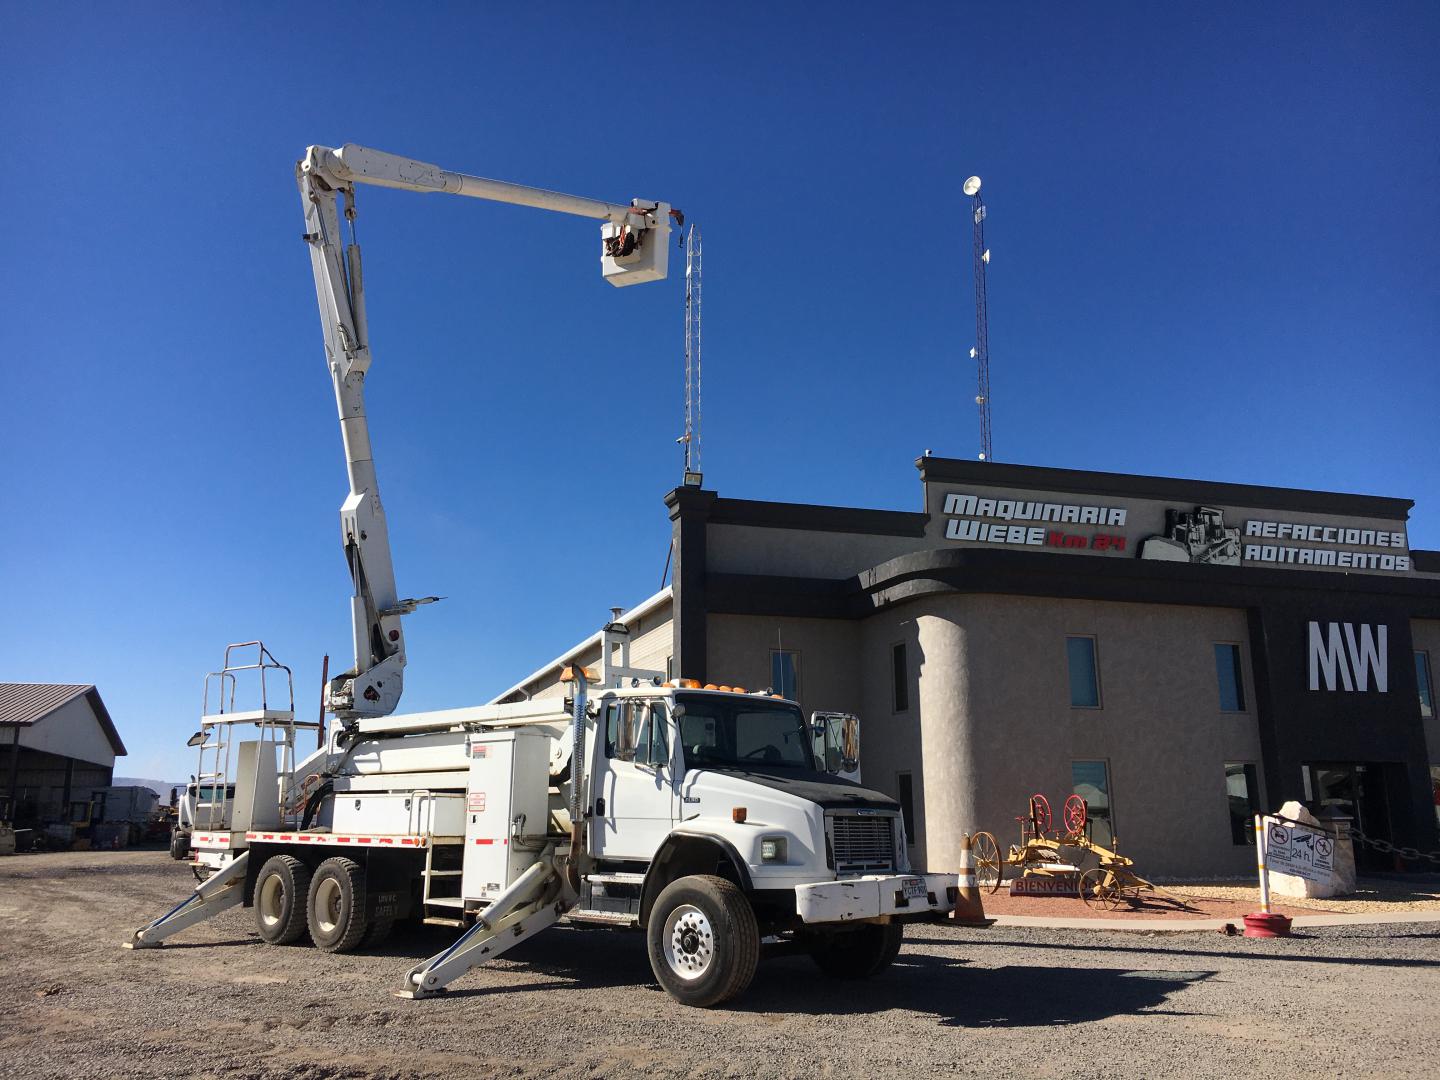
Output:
top-left (770, 648), bottom-right (801, 702)
top-left (1066, 635), bottom-right (1102, 709)
top-left (1071, 759), bottom-right (1114, 846)
top-left (1417, 651), bottom-right (1435, 720)
top-left (891, 642), bottom-right (910, 713)
top-left (1224, 762), bottom-right (1260, 846)
top-left (897, 771), bottom-right (916, 847)
top-left (1214, 642), bottom-right (1247, 713)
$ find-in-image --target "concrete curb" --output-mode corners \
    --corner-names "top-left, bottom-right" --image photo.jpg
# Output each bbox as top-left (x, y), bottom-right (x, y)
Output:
top-left (989, 910), bottom-right (1440, 931)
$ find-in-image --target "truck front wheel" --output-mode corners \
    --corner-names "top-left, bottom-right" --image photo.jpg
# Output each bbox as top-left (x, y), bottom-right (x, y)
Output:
top-left (646, 875), bottom-right (759, 1007)
top-left (807, 921), bottom-right (903, 979)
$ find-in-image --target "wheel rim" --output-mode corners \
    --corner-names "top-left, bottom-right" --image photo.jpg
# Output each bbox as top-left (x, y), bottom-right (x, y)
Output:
top-left (315, 876), bottom-right (342, 934)
top-left (972, 831), bottom-right (1003, 892)
top-left (663, 904), bottom-right (715, 982)
top-left (258, 874), bottom-right (285, 930)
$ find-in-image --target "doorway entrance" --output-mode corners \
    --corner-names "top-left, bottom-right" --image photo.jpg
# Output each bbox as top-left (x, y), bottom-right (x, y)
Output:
top-left (1302, 762), bottom-right (1395, 874)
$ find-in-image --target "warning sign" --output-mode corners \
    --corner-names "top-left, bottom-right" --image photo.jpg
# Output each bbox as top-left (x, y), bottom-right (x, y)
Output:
top-left (1264, 818), bottom-right (1334, 884)
top-left (467, 792), bottom-right (487, 812)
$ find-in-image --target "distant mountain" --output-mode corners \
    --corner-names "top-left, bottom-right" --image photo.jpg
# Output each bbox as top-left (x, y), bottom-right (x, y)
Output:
top-left (113, 777), bottom-right (187, 800)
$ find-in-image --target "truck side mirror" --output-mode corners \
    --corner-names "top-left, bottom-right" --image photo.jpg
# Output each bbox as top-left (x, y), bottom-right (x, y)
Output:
top-left (810, 713), bottom-right (861, 777)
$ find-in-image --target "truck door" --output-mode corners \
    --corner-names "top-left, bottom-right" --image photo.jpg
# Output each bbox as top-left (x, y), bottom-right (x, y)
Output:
top-left (592, 699), bottom-right (679, 859)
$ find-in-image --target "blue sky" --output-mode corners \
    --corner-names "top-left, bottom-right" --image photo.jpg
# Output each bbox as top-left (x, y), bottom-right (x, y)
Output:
top-left (4, 4), bottom-right (1437, 780)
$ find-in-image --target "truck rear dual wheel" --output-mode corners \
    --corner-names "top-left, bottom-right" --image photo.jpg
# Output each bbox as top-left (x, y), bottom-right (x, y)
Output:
top-left (646, 875), bottom-right (760, 1008)
top-left (307, 856), bottom-right (370, 953)
top-left (807, 921), bottom-right (904, 979)
top-left (254, 855), bottom-right (311, 945)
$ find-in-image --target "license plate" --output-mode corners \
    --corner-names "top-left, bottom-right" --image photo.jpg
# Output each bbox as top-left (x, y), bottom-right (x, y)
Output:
top-left (901, 876), bottom-right (927, 900)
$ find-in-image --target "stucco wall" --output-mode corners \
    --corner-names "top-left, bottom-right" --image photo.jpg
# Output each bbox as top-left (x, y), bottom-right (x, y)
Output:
top-left (706, 594), bottom-right (1269, 878)
top-left (707, 523), bottom-right (930, 579)
top-left (705, 614), bottom-right (862, 717)
top-left (905, 594), bottom-right (1265, 878)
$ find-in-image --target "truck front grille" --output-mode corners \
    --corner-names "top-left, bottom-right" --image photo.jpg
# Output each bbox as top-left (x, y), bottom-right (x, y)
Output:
top-left (830, 812), bottom-right (898, 874)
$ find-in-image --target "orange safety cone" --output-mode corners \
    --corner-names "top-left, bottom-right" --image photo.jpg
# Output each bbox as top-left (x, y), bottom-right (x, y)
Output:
top-left (949, 831), bottom-right (995, 927)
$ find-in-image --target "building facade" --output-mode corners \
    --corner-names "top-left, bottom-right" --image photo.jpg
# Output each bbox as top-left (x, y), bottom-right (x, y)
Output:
top-left (498, 458), bottom-right (1440, 879)
top-left (0, 683), bottom-right (126, 827)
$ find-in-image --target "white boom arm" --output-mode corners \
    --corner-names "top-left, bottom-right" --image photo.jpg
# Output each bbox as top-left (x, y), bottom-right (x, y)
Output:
top-left (297, 143), bottom-right (677, 720)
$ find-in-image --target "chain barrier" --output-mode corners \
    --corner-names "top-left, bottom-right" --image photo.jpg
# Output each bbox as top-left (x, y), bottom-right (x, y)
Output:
top-left (1347, 824), bottom-right (1440, 867)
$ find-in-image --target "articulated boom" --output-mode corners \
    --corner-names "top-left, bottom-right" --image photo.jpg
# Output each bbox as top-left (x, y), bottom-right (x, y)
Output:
top-left (295, 143), bottom-right (677, 720)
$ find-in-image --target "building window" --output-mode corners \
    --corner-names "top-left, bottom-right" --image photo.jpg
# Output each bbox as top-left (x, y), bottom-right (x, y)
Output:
top-left (891, 643), bottom-right (909, 712)
top-left (771, 649), bottom-right (799, 701)
top-left (1431, 766), bottom-right (1440, 830)
top-left (1066, 636), bottom-right (1101, 708)
top-left (1214, 643), bottom-right (1246, 712)
top-left (1071, 760), bottom-right (1113, 847)
top-left (1417, 652), bottom-right (1434, 719)
top-left (897, 772), bottom-right (916, 846)
top-left (1225, 763), bottom-right (1260, 845)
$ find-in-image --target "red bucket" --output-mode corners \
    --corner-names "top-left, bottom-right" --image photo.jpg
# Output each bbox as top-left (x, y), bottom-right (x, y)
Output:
top-left (1243, 912), bottom-right (1292, 938)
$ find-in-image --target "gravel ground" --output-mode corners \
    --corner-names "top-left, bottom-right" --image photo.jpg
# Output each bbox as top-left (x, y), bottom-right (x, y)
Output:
top-left (2, 850), bottom-right (1437, 1079)
top-left (1173, 879), bottom-right (1440, 913)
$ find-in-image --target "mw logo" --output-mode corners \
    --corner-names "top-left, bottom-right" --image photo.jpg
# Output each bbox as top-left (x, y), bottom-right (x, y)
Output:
top-left (1307, 621), bottom-right (1388, 693)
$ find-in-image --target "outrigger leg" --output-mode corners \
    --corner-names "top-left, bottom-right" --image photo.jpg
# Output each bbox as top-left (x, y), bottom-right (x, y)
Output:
top-left (398, 857), bottom-right (573, 999)
top-left (124, 852), bottom-right (250, 949)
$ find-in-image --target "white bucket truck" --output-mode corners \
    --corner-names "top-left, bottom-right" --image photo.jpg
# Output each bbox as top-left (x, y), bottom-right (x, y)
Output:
top-left (131, 640), bottom-right (956, 1006)
top-left (124, 143), bottom-right (959, 1005)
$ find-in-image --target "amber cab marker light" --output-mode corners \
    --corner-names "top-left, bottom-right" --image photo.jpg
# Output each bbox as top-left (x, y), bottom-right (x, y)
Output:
top-left (732, 807), bottom-right (748, 824)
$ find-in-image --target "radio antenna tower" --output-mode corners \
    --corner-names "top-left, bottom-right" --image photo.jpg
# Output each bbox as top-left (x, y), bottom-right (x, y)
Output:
top-left (964, 176), bottom-right (992, 462)
top-left (680, 223), bottom-right (703, 486)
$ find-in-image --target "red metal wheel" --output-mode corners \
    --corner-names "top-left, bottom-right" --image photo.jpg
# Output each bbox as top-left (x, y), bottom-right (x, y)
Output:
top-left (1029, 794), bottom-right (1052, 836)
top-left (1063, 795), bottom-right (1088, 838)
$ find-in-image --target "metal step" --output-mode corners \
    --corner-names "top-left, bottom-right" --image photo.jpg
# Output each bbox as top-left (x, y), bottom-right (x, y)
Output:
top-left (425, 896), bottom-right (466, 909)
top-left (422, 869), bottom-right (462, 877)
top-left (423, 916), bottom-right (465, 928)
top-left (584, 872), bottom-right (645, 885)
top-left (566, 908), bottom-right (639, 928)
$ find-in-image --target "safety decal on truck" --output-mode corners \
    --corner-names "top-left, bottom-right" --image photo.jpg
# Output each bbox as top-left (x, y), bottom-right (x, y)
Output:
top-left (467, 793), bottom-right (487, 811)
top-left (467, 744), bottom-right (488, 758)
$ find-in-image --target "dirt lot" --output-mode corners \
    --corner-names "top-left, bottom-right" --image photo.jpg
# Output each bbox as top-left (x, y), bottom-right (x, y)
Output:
top-left (2, 851), bottom-right (1437, 1079)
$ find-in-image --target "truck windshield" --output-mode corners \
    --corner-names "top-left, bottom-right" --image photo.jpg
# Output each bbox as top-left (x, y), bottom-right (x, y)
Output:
top-left (676, 694), bottom-right (815, 771)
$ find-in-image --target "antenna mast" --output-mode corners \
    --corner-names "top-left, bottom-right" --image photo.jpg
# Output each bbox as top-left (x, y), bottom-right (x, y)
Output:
top-left (681, 223), bottom-right (703, 486)
top-left (965, 176), bottom-right (992, 462)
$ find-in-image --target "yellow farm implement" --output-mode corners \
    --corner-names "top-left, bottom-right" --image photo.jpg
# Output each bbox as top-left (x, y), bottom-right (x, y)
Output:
top-left (972, 794), bottom-right (1190, 910)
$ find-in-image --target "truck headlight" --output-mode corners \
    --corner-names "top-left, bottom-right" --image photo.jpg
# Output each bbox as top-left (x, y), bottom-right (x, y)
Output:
top-left (760, 837), bottom-right (787, 862)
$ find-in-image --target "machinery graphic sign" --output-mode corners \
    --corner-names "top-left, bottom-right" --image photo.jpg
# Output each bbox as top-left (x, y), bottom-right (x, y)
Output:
top-left (1138, 506), bottom-right (1241, 565)
top-left (931, 483), bottom-right (1412, 575)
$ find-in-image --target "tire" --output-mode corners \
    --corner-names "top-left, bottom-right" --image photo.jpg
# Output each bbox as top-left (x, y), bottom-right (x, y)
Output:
top-left (169, 829), bottom-right (191, 861)
top-left (646, 875), bottom-right (760, 1008)
top-left (254, 854), bottom-right (311, 945)
top-left (808, 921), bottom-right (904, 979)
top-left (306, 856), bottom-right (369, 953)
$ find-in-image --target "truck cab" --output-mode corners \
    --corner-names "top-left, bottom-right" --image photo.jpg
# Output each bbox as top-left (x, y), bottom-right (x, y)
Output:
top-left (566, 684), bottom-right (952, 1005)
